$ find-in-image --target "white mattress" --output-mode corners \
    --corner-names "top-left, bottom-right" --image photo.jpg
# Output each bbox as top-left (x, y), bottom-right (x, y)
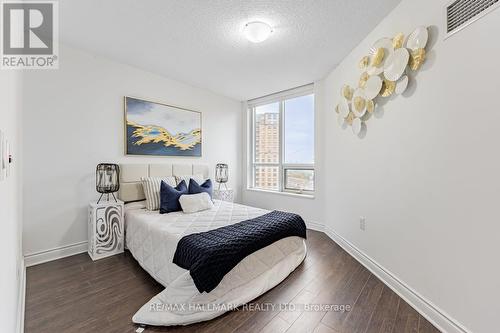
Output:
top-left (125, 200), bottom-right (307, 326)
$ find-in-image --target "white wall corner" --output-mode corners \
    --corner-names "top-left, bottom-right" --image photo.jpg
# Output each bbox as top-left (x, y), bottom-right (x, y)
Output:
top-left (323, 226), bottom-right (471, 333)
top-left (17, 258), bottom-right (25, 333)
top-left (24, 241), bottom-right (88, 267)
top-left (305, 220), bottom-right (325, 232)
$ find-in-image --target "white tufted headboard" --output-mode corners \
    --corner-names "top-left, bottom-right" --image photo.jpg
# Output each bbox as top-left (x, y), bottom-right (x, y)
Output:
top-left (118, 163), bottom-right (209, 202)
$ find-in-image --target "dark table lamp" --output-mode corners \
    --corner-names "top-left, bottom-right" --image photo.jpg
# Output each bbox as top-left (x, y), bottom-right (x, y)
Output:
top-left (96, 163), bottom-right (120, 203)
top-left (215, 163), bottom-right (228, 190)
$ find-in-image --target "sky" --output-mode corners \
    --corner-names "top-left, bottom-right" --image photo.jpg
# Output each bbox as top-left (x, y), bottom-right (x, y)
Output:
top-left (284, 94), bottom-right (314, 164)
top-left (126, 97), bottom-right (200, 135)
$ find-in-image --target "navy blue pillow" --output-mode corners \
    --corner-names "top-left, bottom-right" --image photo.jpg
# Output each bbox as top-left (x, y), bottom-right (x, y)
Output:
top-left (160, 180), bottom-right (188, 214)
top-left (188, 178), bottom-right (213, 198)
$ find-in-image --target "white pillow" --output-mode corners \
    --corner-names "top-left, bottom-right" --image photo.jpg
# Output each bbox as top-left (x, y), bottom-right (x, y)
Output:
top-left (179, 192), bottom-right (214, 214)
top-left (175, 174), bottom-right (204, 186)
top-left (141, 176), bottom-right (177, 211)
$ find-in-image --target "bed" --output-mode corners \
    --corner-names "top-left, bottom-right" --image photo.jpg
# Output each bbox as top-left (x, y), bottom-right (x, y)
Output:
top-left (119, 163), bottom-right (307, 326)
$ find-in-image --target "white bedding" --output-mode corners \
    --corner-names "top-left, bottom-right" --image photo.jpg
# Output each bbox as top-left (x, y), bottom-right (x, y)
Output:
top-left (125, 200), bottom-right (307, 326)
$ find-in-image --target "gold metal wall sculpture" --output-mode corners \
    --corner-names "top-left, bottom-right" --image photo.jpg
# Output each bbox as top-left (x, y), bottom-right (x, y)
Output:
top-left (336, 26), bottom-right (429, 136)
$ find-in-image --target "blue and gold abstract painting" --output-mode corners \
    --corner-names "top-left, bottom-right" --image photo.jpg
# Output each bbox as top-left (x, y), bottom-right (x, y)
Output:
top-left (125, 97), bottom-right (201, 156)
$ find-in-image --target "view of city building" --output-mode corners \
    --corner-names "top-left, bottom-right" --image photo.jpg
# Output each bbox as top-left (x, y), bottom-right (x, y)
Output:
top-left (254, 110), bottom-right (279, 190)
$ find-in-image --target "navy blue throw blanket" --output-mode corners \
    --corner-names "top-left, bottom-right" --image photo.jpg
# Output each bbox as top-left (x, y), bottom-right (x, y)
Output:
top-left (173, 210), bottom-right (307, 293)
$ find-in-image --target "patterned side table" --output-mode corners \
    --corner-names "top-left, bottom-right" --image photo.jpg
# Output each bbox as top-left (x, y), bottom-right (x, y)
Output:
top-left (88, 199), bottom-right (124, 261)
top-left (213, 189), bottom-right (235, 202)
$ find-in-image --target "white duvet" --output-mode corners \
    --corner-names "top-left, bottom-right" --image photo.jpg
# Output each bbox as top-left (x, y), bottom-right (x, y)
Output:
top-left (125, 200), bottom-right (307, 326)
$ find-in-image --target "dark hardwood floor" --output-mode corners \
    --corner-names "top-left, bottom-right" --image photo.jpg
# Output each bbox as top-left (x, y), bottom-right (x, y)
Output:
top-left (25, 230), bottom-right (440, 333)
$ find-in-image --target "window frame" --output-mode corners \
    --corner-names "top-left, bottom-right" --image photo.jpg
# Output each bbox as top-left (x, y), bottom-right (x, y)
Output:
top-left (248, 86), bottom-right (315, 195)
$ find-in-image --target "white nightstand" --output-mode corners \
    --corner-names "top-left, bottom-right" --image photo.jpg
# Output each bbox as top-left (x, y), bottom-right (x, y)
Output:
top-left (88, 199), bottom-right (124, 261)
top-left (213, 189), bottom-right (234, 202)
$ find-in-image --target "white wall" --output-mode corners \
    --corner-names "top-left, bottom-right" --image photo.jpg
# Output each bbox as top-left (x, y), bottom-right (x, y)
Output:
top-left (20, 1), bottom-right (500, 330)
top-left (22, 45), bottom-right (242, 258)
top-left (0, 71), bottom-right (23, 332)
top-left (241, 82), bottom-right (326, 228)
top-left (321, 1), bottom-right (499, 332)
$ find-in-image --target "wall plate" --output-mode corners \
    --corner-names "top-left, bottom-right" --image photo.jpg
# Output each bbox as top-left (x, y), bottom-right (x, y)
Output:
top-left (6, 139), bottom-right (11, 178)
top-left (0, 130), bottom-right (5, 181)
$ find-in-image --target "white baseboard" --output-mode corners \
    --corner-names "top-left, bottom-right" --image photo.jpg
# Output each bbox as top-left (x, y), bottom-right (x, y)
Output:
top-left (324, 226), bottom-right (470, 333)
top-left (24, 241), bottom-right (88, 267)
top-left (17, 259), bottom-right (25, 333)
top-left (306, 220), bottom-right (324, 232)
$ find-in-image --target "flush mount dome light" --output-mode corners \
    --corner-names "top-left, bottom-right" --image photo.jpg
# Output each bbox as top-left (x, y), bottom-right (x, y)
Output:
top-left (243, 21), bottom-right (273, 43)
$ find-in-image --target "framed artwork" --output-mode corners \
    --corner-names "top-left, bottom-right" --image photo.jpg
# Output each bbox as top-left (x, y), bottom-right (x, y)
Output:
top-left (124, 96), bottom-right (202, 157)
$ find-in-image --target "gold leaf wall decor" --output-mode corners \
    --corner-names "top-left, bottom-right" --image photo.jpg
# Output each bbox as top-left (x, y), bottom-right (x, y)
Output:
top-left (359, 72), bottom-right (369, 88)
top-left (341, 84), bottom-right (354, 101)
top-left (346, 112), bottom-right (355, 125)
top-left (366, 100), bottom-right (375, 113)
top-left (335, 26), bottom-right (431, 136)
top-left (393, 33), bottom-right (404, 49)
top-left (353, 96), bottom-right (366, 113)
top-left (359, 56), bottom-right (369, 70)
top-left (370, 48), bottom-right (385, 67)
top-left (380, 79), bottom-right (396, 97)
top-left (409, 48), bottom-right (426, 71)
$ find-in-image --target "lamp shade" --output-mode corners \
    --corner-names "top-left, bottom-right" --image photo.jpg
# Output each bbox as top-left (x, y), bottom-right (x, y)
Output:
top-left (243, 21), bottom-right (273, 43)
top-left (96, 164), bottom-right (120, 194)
top-left (215, 163), bottom-right (228, 184)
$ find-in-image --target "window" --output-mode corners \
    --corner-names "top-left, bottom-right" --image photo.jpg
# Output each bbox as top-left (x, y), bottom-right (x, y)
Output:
top-left (249, 85), bottom-right (315, 194)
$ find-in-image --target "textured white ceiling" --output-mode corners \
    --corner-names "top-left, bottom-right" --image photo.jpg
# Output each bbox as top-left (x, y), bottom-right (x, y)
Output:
top-left (59, 0), bottom-right (402, 101)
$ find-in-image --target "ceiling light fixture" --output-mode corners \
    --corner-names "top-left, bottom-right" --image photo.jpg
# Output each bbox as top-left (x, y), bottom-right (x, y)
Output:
top-left (243, 21), bottom-right (273, 43)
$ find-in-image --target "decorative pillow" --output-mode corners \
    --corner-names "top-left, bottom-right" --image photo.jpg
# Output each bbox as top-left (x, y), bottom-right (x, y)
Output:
top-left (160, 180), bottom-right (188, 214)
top-left (179, 192), bottom-right (214, 214)
top-left (141, 176), bottom-right (177, 211)
top-left (188, 178), bottom-right (213, 198)
top-left (175, 174), bottom-right (204, 186)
